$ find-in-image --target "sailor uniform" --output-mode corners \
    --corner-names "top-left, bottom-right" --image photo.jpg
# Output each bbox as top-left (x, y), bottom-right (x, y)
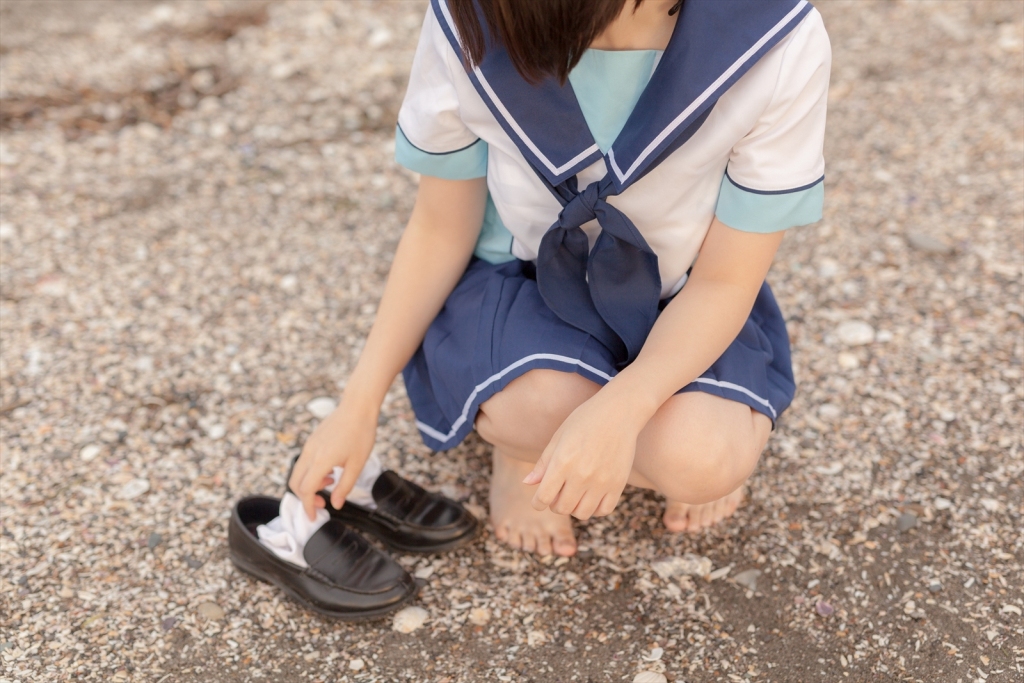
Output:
top-left (395, 0), bottom-right (831, 451)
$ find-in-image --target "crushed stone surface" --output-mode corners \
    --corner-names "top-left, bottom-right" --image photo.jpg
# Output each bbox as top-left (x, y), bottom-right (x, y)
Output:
top-left (1, 1), bottom-right (1021, 681)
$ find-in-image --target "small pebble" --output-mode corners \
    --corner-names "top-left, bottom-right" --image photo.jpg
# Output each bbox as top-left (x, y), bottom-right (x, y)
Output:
top-left (632, 673), bottom-right (668, 683)
top-left (160, 617), bottom-right (177, 631)
top-left (184, 556), bottom-right (204, 569)
top-left (115, 478), bottom-right (150, 500)
top-left (79, 444), bottom-right (102, 462)
top-left (896, 512), bottom-right (918, 531)
top-left (643, 647), bottom-right (664, 662)
top-left (837, 351), bottom-right (860, 369)
top-left (196, 601), bottom-right (225, 620)
top-left (391, 606), bottom-right (428, 633)
top-left (527, 630), bottom-right (546, 647)
top-left (306, 397), bottom-right (337, 419)
top-left (816, 601), bottom-right (835, 617)
top-left (348, 658), bottom-right (365, 671)
top-left (147, 532), bottom-right (162, 550)
top-left (906, 232), bottom-right (954, 255)
top-left (468, 607), bottom-right (491, 626)
top-left (934, 497), bottom-right (953, 511)
top-left (928, 580), bottom-right (942, 593)
top-left (733, 569), bottom-right (761, 591)
top-left (836, 321), bottom-right (875, 346)
top-left (651, 553), bottom-right (712, 579)
top-left (205, 424), bottom-right (226, 440)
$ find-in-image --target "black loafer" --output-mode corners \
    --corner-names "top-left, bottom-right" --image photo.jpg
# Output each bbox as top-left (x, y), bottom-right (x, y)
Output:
top-left (287, 458), bottom-right (480, 554)
top-left (228, 495), bottom-right (418, 620)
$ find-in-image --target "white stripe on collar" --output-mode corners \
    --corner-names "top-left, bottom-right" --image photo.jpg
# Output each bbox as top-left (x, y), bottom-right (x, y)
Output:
top-left (607, 0), bottom-right (810, 185)
top-left (435, 0), bottom-right (600, 178)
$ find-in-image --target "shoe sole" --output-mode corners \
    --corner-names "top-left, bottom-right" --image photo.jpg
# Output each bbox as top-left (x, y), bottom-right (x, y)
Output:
top-left (229, 551), bottom-right (418, 622)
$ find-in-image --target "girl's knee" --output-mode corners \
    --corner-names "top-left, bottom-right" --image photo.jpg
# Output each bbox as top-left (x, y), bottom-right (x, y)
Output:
top-left (639, 398), bottom-right (767, 503)
top-left (476, 369), bottom-right (600, 451)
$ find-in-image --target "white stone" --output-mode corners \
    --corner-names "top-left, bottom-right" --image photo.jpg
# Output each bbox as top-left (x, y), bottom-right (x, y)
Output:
top-left (80, 444), bottom-right (102, 462)
top-left (271, 62), bottom-right (298, 80)
top-left (838, 352), bottom-right (860, 370)
top-left (527, 630), bottom-right (546, 647)
top-left (651, 553), bottom-right (712, 579)
top-left (348, 658), bottom-right (365, 671)
top-left (116, 478), bottom-right (150, 500)
top-left (206, 424), bottom-right (227, 440)
top-left (707, 565), bottom-right (733, 581)
top-left (733, 569), bottom-right (761, 591)
top-left (306, 397), bottom-right (337, 419)
top-left (633, 673), bottom-right (668, 683)
top-left (818, 403), bottom-right (843, 421)
top-left (642, 647), bottom-right (664, 661)
top-left (980, 498), bottom-right (1002, 513)
top-left (413, 564), bottom-right (435, 580)
top-left (279, 274), bottom-right (298, 291)
top-left (391, 606), bottom-right (428, 633)
top-left (836, 321), bottom-right (875, 346)
top-left (0, 222), bottom-right (15, 240)
top-left (934, 497), bottom-right (953, 511)
top-left (368, 27), bottom-right (393, 48)
top-left (818, 258), bottom-right (840, 278)
top-left (468, 607), bottom-right (491, 626)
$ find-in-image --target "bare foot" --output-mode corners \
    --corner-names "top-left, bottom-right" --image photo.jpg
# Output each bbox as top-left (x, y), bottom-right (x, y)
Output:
top-left (489, 449), bottom-right (577, 556)
top-left (662, 485), bottom-right (746, 533)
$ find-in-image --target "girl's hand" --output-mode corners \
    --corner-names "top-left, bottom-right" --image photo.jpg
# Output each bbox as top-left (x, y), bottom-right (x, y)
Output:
top-left (523, 387), bottom-right (643, 520)
top-left (288, 395), bottom-right (378, 521)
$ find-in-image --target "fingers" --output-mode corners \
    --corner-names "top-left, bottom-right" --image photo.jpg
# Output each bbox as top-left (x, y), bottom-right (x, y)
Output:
top-left (329, 460), bottom-right (362, 510)
top-left (549, 480), bottom-right (585, 517)
top-left (531, 471), bottom-right (564, 512)
top-left (522, 455), bottom-right (548, 486)
top-left (570, 492), bottom-right (604, 521)
top-left (594, 492), bottom-right (620, 517)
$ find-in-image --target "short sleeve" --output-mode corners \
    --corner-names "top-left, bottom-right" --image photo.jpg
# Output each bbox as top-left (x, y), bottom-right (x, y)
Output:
top-left (715, 10), bottom-right (831, 233)
top-left (394, 8), bottom-right (486, 180)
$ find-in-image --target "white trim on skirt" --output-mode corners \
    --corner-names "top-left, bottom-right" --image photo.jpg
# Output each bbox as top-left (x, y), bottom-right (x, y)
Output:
top-left (414, 352), bottom-right (777, 447)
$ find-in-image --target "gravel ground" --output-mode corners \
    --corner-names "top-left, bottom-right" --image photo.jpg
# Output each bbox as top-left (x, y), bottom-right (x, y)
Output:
top-left (1, 1), bottom-right (1021, 682)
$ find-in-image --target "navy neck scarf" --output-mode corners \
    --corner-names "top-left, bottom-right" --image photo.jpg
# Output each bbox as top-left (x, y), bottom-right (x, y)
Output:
top-left (432, 0), bottom-right (813, 365)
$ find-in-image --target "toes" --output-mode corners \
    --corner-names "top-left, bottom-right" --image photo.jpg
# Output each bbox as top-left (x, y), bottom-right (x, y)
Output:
top-left (710, 499), bottom-right (727, 526)
top-left (507, 529), bottom-right (523, 549)
top-left (521, 532), bottom-right (538, 554)
top-left (663, 503), bottom-right (690, 532)
top-left (553, 531), bottom-right (577, 557)
top-left (493, 522), bottom-right (509, 542)
top-left (536, 534), bottom-right (554, 557)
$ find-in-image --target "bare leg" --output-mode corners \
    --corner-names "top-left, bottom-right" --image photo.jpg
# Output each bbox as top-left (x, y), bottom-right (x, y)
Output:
top-left (477, 370), bottom-right (774, 550)
top-left (632, 392), bottom-right (773, 533)
top-left (476, 370), bottom-right (600, 557)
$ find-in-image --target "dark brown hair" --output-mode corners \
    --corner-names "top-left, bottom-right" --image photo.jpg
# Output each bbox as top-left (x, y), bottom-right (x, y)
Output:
top-left (449, 0), bottom-right (643, 84)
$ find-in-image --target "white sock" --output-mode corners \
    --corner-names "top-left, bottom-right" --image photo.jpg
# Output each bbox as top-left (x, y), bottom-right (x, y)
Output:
top-left (256, 453), bottom-right (383, 567)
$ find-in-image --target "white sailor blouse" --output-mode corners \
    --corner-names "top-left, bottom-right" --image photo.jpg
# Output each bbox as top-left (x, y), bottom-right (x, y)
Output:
top-left (395, 0), bottom-right (830, 365)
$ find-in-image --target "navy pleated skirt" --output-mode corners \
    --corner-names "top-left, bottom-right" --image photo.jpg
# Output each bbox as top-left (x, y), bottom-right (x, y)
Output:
top-left (403, 258), bottom-right (795, 451)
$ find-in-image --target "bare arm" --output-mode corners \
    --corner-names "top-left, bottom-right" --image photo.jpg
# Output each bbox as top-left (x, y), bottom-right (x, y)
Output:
top-left (290, 175), bottom-right (488, 519)
top-left (527, 217), bottom-right (785, 518)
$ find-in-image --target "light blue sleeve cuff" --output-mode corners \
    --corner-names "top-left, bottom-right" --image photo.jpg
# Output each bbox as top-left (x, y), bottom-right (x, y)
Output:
top-left (394, 125), bottom-right (488, 180)
top-left (714, 173), bottom-right (824, 233)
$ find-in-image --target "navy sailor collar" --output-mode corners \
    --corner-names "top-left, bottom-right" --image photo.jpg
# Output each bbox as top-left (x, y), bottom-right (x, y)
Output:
top-left (431, 0), bottom-right (814, 192)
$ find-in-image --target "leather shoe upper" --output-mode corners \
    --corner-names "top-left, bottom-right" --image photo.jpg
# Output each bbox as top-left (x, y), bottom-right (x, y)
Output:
top-left (285, 456), bottom-right (479, 553)
top-left (229, 495), bottom-right (416, 617)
